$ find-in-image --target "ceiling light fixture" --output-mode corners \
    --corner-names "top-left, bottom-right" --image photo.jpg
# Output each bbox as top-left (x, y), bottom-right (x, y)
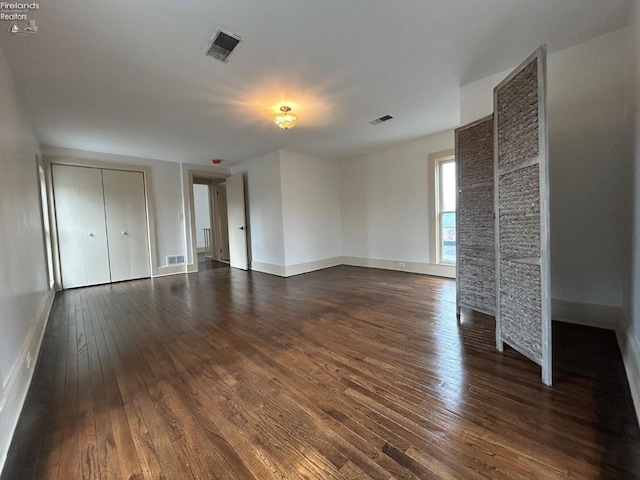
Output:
top-left (273, 106), bottom-right (298, 130)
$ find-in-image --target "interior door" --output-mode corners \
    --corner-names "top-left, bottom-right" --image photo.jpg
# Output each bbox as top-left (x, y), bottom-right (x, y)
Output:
top-left (216, 184), bottom-right (230, 261)
top-left (52, 164), bottom-right (111, 288)
top-left (102, 169), bottom-right (151, 282)
top-left (225, 173), bottom-right (248, 270)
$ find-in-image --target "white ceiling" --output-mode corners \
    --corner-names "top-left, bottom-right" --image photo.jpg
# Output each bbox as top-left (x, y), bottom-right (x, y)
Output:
top-left (0, 0), bottom-right (633, 166)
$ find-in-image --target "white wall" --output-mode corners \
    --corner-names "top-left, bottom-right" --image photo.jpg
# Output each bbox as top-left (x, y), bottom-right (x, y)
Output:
top-left (0, 47), bottom-right (52, 473)
top-left (460, 28), bottom-right (635, 310)
top-left (280, 151), bottom-right (342, 266)
top-left (232, 151), bottom-right (286, 268)
top-left (153, 160), bottom-right (188, 265)
top-left (460, 70), bottom-right (505, 125)
top-left (193, 184), bottom-right (210, 249)
top-left (42, 146), bottom-right (188, 273)
top-left (623, 0), bottom-right (640, 425)
top-left (633, 0), bottom-right (640, 356)
top-left (232, 149), bottom-right (343, 275)
top-left (340, 130), bottom-right (454, 274)
top-left (549, 28), bottom-right (634, 308)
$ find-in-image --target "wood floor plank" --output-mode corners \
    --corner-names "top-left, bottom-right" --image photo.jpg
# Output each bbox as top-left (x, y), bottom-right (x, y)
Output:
top-left (201, 326), bottom-right (426, 479)
top-left (77, 291), bottom-right (99, 480)
top-left (93, 294), bottom-right (188, 480)
top-left (90, 295), bottom-right (146, 480)
top-left (108, 286), bottom-right (278, 480)
top-left (82, 289), bottom-right (123, 480)
top-left (55, 292), bottom-right (81, 480)
top-left (37, 297), bottom-right (71, 480)
top-left (2, 265), bottom-right (639, 480)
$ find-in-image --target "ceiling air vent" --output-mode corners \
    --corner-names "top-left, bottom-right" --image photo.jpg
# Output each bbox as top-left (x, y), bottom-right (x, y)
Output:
top-left (205, 29), bottom-right (242, 63)
top-left (369, 114), bottom-right (394, 125)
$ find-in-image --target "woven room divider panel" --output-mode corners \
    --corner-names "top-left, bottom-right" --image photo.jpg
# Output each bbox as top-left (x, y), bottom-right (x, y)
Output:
top-left (494, 46), bottom-right (552, 385)
top-left (455, 115), bottom-right (495, 317)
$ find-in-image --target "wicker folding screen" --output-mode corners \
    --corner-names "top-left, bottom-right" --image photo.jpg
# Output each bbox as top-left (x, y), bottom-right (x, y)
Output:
top-left (494, 46), bottom-right (552, 385)
top-left (455, 116), bottom-right (495, 317)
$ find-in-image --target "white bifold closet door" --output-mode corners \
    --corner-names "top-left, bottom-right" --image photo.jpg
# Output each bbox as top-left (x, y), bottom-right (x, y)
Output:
top-left (53, 165), bottom-right (111, 288)
top-left (53, 164), bottom-right (150, 289)
top-left (102, 169), bottom-right (150, 282)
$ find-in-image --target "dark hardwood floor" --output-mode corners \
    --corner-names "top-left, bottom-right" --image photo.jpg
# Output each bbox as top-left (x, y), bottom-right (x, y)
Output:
top-left (2, 266), bottom-right (639, 479)
top-left (197, 252), bottom-right (230, 272)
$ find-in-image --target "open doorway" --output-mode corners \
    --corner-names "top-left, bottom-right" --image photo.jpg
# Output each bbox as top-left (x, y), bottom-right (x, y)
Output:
top-left (192, 178), bottom-right (230, 270)
top-left (187, 168), bottom-right (247, 272)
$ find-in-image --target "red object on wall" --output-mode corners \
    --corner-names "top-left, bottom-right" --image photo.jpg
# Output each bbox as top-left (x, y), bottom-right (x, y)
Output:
top-left (212, 158), bottom-right (223, 164)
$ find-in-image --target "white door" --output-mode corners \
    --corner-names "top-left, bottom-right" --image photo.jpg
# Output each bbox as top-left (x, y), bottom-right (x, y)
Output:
top-left (225, 173), bottom-right (248, 270)
top-left (52, 165), bottom-right (111, 288)
top-left (216, 184), bottom-right (230, 261)
top-left (102, 169), bottom-right (151, 282)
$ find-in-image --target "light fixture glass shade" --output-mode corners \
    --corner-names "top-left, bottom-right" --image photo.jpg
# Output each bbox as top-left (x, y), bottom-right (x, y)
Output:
top-left (274, 106), bottom-right (298, 129)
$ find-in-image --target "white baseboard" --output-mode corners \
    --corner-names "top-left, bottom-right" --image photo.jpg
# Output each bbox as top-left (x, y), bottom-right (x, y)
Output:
top-left (341, 256), bottom-right (456, 278)
top-left (186, 263), bottom-right (198, 274)
top-left (284, 257), bottom-right (343, 277)
top-left (551, 299), bottom-right (623, 330)
top-left (251, 261), bottom-right (286, 277)
top-left (252, 256), bottom-right (456, 279)
top-left (617, 320), bottom-right (640, 429)
top-left (154, 264), bottom-right (187, 277)
top-left (0, 289), bottom-right (55, 476)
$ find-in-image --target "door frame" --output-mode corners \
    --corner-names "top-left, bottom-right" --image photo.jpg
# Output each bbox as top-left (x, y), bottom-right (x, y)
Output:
top-left (45, 155), bottom-right (159, 289)
top-left (36, 155), bottom-right (56, 291)
top-left (192, 180), bottom-right (215, 258)
top-left (184, 167), bottom-right (229, 273)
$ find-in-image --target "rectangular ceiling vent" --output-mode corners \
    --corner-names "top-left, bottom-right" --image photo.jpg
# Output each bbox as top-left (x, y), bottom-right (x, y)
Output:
top-left (205, 29), bottom-right (242, 63)
top-left (369, 114), bottom-right (394, 125)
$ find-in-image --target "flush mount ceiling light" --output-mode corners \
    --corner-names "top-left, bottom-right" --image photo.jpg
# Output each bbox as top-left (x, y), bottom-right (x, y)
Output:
top-left (273, 106), bottom-right (298, 130)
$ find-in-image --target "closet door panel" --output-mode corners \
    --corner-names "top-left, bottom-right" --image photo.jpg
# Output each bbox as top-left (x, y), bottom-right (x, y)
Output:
top-left (102, 169), bottom-right (151, 282)
top-left (52, 165), bottom-right (111, 288)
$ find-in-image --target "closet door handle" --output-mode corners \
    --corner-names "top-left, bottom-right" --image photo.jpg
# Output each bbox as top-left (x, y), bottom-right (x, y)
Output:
top-left (87, 233), bottom-right (94, 237)
top-left (121, 231), bottom-right (128, 235)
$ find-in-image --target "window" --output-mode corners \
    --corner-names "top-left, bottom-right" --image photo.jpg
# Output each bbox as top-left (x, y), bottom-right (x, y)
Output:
top-left (436, 158), bottom-right (456, 264)
top-left (428, 149), bottom-right (456, 272)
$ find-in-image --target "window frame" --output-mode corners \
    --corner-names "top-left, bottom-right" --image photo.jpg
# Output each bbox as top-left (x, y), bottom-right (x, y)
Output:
top-left (436, 157), bottom-right (457, 265)
top-left (428, 149), bottom-right (456, 268)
